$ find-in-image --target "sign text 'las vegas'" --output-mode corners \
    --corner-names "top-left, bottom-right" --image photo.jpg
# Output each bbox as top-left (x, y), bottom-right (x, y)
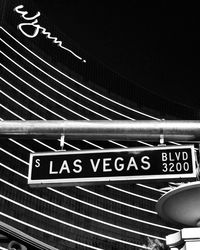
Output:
top-left (28, 145), bottom-right (196, 187)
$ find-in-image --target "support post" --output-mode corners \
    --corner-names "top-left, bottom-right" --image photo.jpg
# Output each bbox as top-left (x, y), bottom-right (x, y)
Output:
top-left (156, 182), bottom-right (200, 250)
top-left (167, 228), bottom-right (200, 250)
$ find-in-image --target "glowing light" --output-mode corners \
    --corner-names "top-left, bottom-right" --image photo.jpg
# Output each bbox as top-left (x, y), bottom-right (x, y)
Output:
top-left (13, 5), bottom-right (86, 62)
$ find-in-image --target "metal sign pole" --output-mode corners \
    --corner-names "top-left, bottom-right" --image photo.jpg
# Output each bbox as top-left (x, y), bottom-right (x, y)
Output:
top-left (1, 120), bottom-right (200, 141)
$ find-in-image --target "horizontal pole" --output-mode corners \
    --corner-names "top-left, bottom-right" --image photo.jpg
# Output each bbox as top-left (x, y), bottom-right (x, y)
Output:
top-left (0, 120), bottom-right (200, 141)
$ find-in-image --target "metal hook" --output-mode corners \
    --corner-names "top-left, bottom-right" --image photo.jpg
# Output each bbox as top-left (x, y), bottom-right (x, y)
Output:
top-left (60, 134), bottom-right (65, 150)
top-left (158, 119), bottom-right (166, 146)
top-left (159, 134), bottom-right (165, 145)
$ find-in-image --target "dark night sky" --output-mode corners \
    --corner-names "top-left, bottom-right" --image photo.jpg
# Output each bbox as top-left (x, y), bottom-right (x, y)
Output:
top-left (33, 1), bottom-right (200, 109)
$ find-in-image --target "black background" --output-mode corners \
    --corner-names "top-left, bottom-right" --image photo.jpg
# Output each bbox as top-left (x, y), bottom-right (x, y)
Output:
top-left (32, 0), bottom-right (200, 109)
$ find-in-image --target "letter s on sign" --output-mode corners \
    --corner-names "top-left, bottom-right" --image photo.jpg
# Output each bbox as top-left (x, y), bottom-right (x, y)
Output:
top-left (35, 158), bottom-right (40, 168)
top-left (141, 156), bottom-right (151, 170)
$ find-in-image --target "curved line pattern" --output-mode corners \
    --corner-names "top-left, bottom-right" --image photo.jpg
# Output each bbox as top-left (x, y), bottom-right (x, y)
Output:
top-left (0, 27), bottom-right (158, 120)
top-left (0, 25), bottom-right (182, 249)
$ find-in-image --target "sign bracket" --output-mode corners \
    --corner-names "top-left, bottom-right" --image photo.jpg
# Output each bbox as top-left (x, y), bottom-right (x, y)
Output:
top-left (158, 119), bottom-right (166, 146)
top-left (60, 134), bottom-right (65, 151)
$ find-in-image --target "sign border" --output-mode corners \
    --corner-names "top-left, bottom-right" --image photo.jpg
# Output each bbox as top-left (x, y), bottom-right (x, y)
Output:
top-left (28, 145), bottom-right (197, 187)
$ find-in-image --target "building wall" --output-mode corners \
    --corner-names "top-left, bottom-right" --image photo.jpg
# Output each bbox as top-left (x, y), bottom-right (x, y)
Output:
top-left (0, 1), bottom-right (192, 249)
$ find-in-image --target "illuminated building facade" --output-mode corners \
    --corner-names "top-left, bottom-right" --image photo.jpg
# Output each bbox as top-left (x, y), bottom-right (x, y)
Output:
top-left (0, 0), bottom-right (199, 249)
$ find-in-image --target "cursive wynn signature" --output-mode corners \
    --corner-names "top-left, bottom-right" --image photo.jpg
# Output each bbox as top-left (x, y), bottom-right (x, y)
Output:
top-left (14, 5), bottom-right (86, 63)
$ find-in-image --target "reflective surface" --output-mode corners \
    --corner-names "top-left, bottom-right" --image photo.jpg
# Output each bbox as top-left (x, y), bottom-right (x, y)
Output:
top-left (156, 181), bottom-right (200, 226)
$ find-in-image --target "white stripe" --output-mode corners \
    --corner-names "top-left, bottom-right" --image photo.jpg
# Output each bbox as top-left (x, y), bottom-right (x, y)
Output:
top-left (82, 140), bottom-right (104, 149)
top-left (108, 140), bottom-right (128, 148)
top-left (0, 135), bottom-right (169, 235)
top-left (0, 95), bottom-right (79, 152)
top-left (0, 72), bottom-right (151, 153)
top-left (0, 147), bottom-right (28, 165)
top-left (0, 103), bottom-right (25, 120)
top-left (8, 138), bottom-right (34, 153)
top-left (0, 29), bottom-right (158, 120)
top-left (0, 112), bottom-right (58, 153)
top-left (0, 194), bottom-right (153, 249)
top-left (0, 87), bottom-right (44, 120)
top-left (0, 26), bottom-right (175, 211)
top-left (49, 187), bottom-right (178, 232)
top-left (0, 65), bottom-right (87, 120)
top-left (0, 163), bottom-right (178, 232)
top-left (57, 140), bottom-right (81, 150)
top-left (0, 23), bottom-right (178, 244)
top-left (1, 35), bottom-right (159, 151)
top-left (0, 75), bottom-right (159, 170)
top-left (137, 141), bottom-right (155, 147)
top-left (77, 186), bottom-right (157, 214)
top-left (0, 66), bottom-right (165, 199)
top-left (107, 185), bottom-right (158, 202)
top-left (1, 27), bottom-right (181, 151)
top-left (0, 162), bottom-right (27, 179)
top-left (0, 147), bottom-right (158, 215)
top-left (0, 179), bottom-right (166, 240)
top-left (33, 139), bottom-right (57, 151)
top-left (137, 184), bottom-right (166, 194)
top-left (0, 68), bottom-right (165, 197)
top-left (0, 68), bottom-right (124, 151)
top-left (0, 74), bottom-right (66, 120)
top-left (0, 212), bottom-right (103, 250)
top-left (1, 26), bottom-right (158, 119)
top-left (1, 51), bottom-right (110, 120)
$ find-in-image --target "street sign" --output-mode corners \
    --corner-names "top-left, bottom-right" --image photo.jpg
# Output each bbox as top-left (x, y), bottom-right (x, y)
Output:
top-left (28, 145), bottom-right (196, 187)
